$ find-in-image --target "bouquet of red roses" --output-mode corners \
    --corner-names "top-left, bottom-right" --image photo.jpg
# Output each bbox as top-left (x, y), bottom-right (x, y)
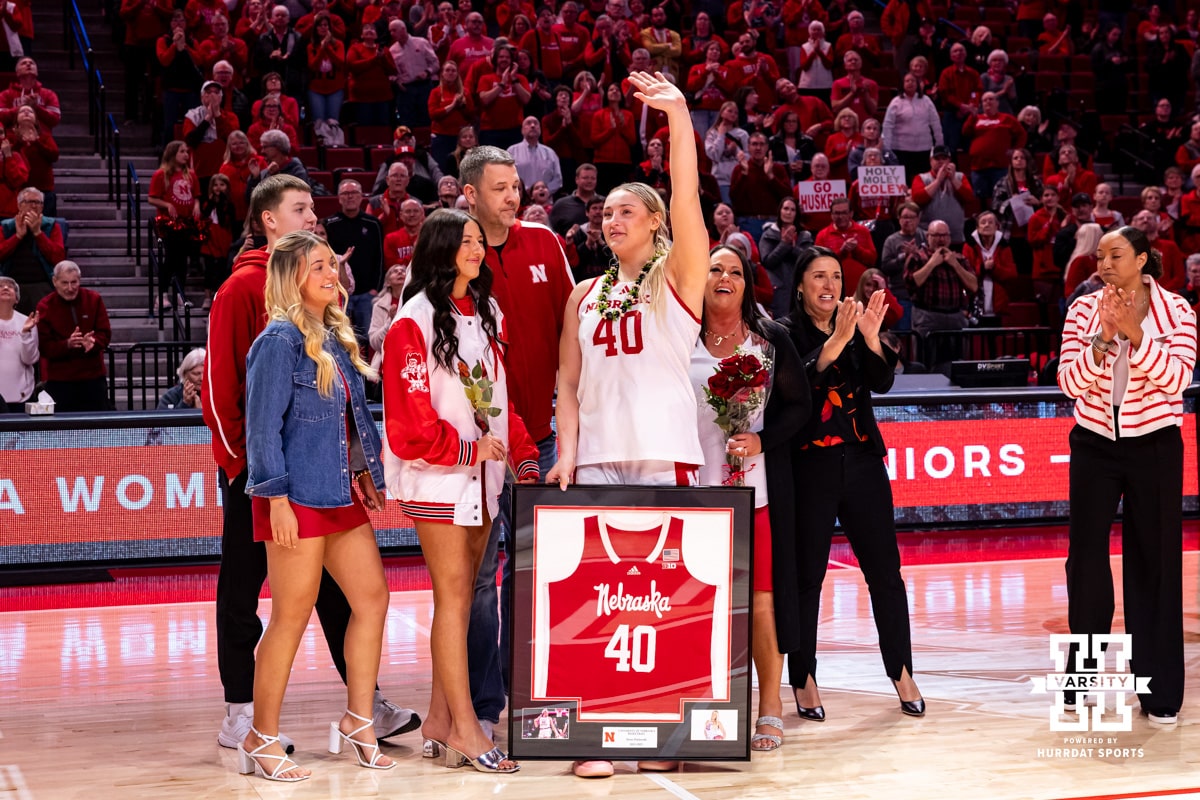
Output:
top-left (702, 346), bottom-right (773, 486)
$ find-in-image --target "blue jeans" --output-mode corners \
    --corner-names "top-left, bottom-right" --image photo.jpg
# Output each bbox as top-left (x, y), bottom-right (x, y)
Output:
top-left (356, 101), bottom-right (393, 127)
top-left (736, 216), bottom-right (767, 243)
top-left (162, 90), bottom-right (197, 146)
top-left (468, 433), bottom-right (557, 723)
top-left (970, 168), bottom-right (1006, 210)
top-left (346, 291), bottom-right (374, 351)
top-left (395, 79), bottom-right (432, 128)
top-left (308, 89), bottom-right (344, 123)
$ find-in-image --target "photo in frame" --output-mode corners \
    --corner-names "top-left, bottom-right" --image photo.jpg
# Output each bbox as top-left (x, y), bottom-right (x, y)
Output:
top-left (508, 484), bottom-right (754, 761)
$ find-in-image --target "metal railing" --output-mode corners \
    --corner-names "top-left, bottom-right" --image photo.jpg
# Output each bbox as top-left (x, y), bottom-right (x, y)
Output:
top-left (106, 341), bottom-right (206, 411)
top-left (105, 113), bottom-right (120, 205)
top-left (146, 217), bottom-right (156, 316)
top-left (1113, 124), bottom-right (1158, 194)
top-left (63, 0), bottom-right (107, 157)
top-left (148, 218), bottom-right (194, 341)
top-left (126, 162), bottom-right (141, 266)
top-left (169, 274), bottom-right (194, 342)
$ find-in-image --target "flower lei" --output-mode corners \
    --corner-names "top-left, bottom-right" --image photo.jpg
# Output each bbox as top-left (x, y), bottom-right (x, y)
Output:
top-left (595, 248), bottom-right (663, 321)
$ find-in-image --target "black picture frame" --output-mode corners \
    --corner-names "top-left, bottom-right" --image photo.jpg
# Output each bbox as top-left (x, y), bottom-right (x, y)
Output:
top-left (508, 484), bottom-right (754, 761)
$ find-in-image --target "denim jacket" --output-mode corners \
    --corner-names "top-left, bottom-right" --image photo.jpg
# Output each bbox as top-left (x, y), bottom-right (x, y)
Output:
top-left (245, 319), bottom-right (385, 507)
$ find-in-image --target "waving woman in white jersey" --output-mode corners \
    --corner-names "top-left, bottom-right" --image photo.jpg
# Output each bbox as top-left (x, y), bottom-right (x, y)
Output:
top-left (549, 71), bottom-right (709, 493)
top-left (546, 71), bottom-right (710, 779)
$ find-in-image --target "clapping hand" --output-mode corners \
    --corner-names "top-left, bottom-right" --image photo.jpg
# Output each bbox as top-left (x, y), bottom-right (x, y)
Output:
top-left (1100, 283), bottom-right (1143, 344)
top-left (857, 288), bottom-right (888, 341)
top-left (830, 296), bottom-right (859, 346)
top-left (67, 326), bottom-right (85, 349)
top-left (21, 310), bottom-right (36, 333)
top-left (181, 377), bottom-right (199, 407)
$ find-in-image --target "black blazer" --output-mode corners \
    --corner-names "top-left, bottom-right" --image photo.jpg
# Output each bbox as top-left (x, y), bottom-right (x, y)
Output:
top-left (736, 319), bottom-right (811, 651)
top-left (781, 309), bottom-right (898, 458)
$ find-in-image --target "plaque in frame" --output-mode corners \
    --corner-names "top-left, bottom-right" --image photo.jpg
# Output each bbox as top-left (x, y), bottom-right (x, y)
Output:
top-left (508, 484), bottom-right (753, 762)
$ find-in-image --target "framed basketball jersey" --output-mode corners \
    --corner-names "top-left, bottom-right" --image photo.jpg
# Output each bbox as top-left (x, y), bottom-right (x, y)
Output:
top-left (510, 484), bottom-right (753, 762)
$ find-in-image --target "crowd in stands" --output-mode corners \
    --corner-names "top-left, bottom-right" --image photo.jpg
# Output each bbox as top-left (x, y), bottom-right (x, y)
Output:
top-left (11, 1), bottom-right (1200, 410)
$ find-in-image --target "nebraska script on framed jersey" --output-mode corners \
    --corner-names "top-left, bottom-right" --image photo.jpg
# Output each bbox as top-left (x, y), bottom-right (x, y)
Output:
top-left (509, 485), bottom-right (753, 761)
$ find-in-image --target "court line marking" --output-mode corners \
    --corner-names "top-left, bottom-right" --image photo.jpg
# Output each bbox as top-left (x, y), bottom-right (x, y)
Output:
top-left (642, 771), bottom-right (704, 800)
top-left (1051, 790), bottom-right (1200, 800)
top-left (0, 764), bottom-right (33, 800)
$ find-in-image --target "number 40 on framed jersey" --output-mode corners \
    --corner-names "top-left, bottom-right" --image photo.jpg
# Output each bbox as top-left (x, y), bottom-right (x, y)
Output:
top-left (509, 484), bottom-right (753, 761)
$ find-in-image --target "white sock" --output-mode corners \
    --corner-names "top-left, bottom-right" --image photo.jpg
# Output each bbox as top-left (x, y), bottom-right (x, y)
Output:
top-left (227, 701), bottom-right (253, 718)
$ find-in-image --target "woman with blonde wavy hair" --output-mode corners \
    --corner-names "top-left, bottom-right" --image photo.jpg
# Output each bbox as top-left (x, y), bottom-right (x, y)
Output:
top-left (547, 70), bottom-right (710, 780)
top-left (240, 229), bottom-right (393, 782)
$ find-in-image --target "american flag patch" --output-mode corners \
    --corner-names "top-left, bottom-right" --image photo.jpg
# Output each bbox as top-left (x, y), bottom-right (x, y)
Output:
top-left (661, 548), bottom-right (680, 562)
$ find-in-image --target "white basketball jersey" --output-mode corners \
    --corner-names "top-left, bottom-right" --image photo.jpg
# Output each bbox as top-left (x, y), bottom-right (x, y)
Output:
top-left (576, 277), bottom-right (704, 466)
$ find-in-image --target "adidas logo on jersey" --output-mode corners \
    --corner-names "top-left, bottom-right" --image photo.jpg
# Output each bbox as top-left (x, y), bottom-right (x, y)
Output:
top-left (627, 565), bottom-right (641, 576)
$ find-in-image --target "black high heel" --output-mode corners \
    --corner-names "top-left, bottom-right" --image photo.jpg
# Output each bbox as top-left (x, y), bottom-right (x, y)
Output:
top-left (893, 679), bottom-right (925, 717)
top-left (792, 685), bottom-right (825, 722)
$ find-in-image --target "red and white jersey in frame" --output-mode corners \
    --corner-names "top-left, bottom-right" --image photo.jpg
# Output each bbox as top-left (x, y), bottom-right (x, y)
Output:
top-left (531, 511), bottom-right (731, 721)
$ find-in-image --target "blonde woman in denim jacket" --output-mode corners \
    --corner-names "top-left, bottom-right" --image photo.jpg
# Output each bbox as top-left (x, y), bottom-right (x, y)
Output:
top-left (240, 230), bottom-right (393, 782)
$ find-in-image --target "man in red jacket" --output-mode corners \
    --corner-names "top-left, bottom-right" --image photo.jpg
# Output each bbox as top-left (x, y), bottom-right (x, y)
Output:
top-left (201, 174), bottom-right (419, 760)
top-left (459, 145), bottom-right (573, 745)
top-left (35, 260), bottom-right (111, 411)
top-left (962, 92), bottom-right (1026, 209)
top-left (815, 197), bottom-right (878, 289)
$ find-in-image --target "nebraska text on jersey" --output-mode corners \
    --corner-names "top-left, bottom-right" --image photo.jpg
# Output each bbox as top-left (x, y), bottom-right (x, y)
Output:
top-left (532, 514), bottom-right (730, 722)
top-left (595, 580), bottom-right (672, 618)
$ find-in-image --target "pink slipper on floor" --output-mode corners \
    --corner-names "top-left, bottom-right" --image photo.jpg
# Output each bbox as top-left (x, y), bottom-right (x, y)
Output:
top-left (638, 760), bottom-right (678, 771)
top-left (573, 760), bottom-right (614, 778)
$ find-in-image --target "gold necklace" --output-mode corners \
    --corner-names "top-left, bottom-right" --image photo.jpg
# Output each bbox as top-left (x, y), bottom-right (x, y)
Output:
top-left (704, 321), bottom-right (744, 346)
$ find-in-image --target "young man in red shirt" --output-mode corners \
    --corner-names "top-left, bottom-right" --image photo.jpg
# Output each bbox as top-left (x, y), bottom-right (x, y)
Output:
top-left (202, 174), bottom-right (420, 761)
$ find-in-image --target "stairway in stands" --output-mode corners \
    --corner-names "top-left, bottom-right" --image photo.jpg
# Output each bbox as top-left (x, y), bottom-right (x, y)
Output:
top-left (35, 4), bottom-right (207, 408)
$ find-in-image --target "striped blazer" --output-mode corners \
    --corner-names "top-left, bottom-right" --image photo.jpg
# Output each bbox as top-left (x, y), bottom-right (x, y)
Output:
top-left (1057, 277), bottom-right (1197, 440)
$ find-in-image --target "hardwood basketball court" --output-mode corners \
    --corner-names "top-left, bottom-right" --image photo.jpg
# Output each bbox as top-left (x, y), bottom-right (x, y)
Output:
top-left (1, 536), bottom-right (1197, 799)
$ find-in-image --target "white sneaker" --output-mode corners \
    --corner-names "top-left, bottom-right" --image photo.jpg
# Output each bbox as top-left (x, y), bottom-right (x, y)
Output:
top-left (1148, 709), bottom-right (1178, 724)
top-left (373, 692), bottom-right (421, 740)
top-left (218, 703), bottom-right (295, 754)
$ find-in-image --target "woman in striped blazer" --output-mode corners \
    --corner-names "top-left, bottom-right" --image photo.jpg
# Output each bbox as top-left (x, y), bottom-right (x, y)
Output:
top-left (1057, 224), bottom-right (1197, 726)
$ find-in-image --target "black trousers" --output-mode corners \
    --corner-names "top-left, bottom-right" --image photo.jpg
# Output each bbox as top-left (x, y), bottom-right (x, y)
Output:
top-left (1066, 424), bottom-right (1185, 714)
top-left (788, 443), bottom-right (913, 687)
top-left (45, 376), bottom-right (109, 412)
top-left (214, 468), bottom-right (356, 703)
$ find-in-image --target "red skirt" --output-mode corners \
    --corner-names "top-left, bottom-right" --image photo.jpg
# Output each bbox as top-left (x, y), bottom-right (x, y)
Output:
top-left (754, 504), bottom-right (772, 593)
top-left (252, 490), bottom-right (370, 542)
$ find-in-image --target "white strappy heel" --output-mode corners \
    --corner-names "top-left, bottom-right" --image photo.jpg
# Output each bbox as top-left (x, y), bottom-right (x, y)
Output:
top-left (329, 709), bottom-right (396, 769)
top-left (236, 726), bottom-right (309, 782)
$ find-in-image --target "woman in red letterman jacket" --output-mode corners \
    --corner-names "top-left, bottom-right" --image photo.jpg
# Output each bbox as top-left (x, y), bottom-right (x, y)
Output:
top-left (381, 208), bottom-right (537, 774)
top-left (1056, 225), bottom-right (1197, 726)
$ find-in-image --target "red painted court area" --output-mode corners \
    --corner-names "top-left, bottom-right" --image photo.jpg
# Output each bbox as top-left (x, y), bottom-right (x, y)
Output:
top-left (3, 521), bottom-right (1198, 613)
